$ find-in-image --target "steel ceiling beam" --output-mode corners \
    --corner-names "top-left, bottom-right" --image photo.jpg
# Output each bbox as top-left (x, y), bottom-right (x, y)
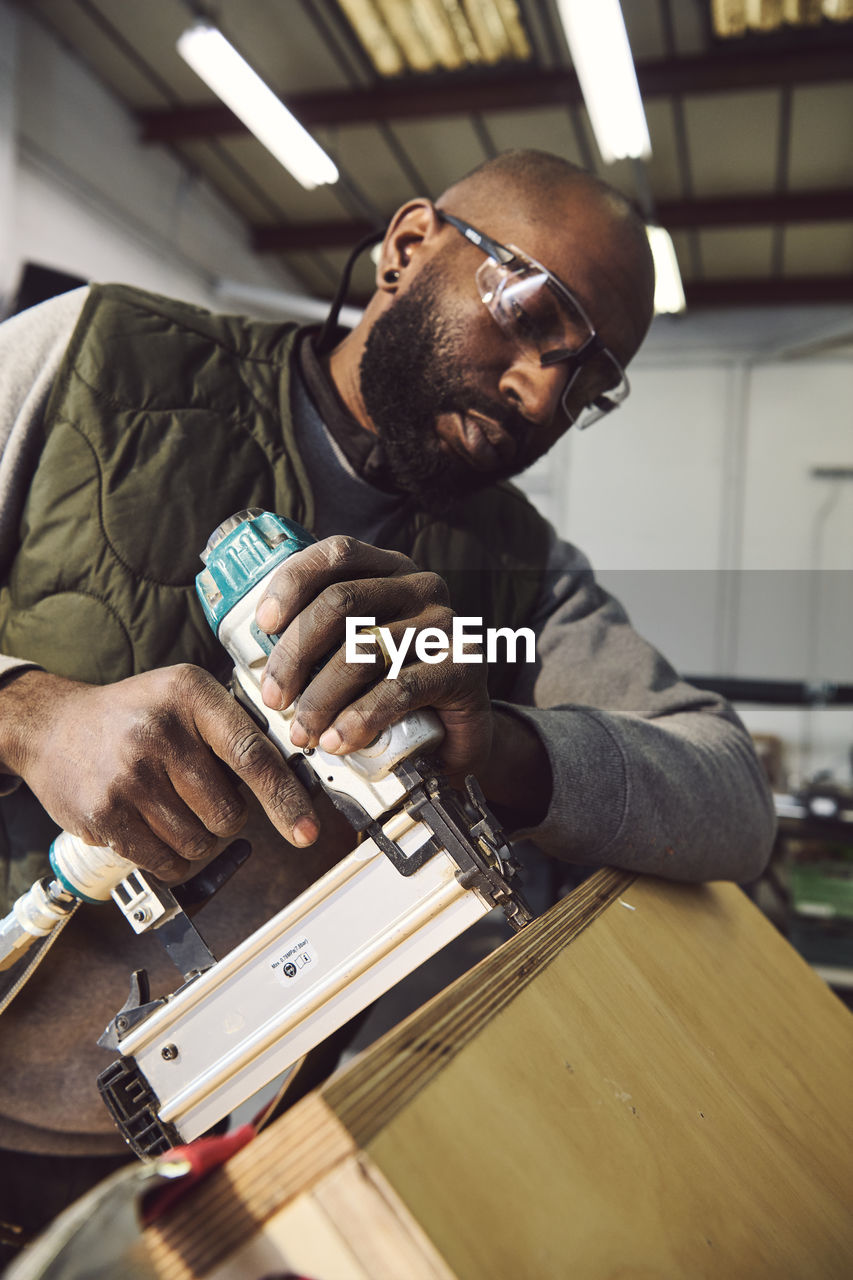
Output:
top-left (660, 188), bottom-right (853, 229)
top-left (684, 276), bottom-right (853, 307)
top-left (139, 46), bottom-right (853, 142)
top-left (250, 189), bottom-right (853, 252)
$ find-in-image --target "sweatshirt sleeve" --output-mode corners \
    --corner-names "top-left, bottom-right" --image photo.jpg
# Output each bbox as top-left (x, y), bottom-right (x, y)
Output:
top-left (0, 290), bottom-right (88, 791)
top-left (0, 286), bottom-right (90, 575)
top-left (498, 527), bottom-right (776, 884)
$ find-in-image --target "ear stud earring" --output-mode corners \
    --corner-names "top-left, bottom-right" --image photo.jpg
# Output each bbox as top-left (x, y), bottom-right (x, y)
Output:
top-left (384, 269), bottom-right (401, 283)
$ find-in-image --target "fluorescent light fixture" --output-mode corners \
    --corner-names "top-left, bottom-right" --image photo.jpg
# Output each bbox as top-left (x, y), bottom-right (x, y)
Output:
top-left (554, 0), bottom-right (651, 163)
top-left (177, 24), bottom-right (338, 190)
top-left (646, 225), bottom-right (686, 314)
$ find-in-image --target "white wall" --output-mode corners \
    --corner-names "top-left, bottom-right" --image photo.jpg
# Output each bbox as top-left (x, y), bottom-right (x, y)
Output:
top-left (1, 1), bottom-right (297, 313)
top-left (519, 330), bottom-right (853, 786)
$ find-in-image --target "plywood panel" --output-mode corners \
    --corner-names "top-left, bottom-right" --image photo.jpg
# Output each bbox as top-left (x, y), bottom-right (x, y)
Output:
top-left (146, 1093), bottom-right (357, 1278)
top-left (144, 870), bottom-right (853, 1279)
top-left (206, 1159), bottom-right (455, 1280)
top-left (144, 870), bottom-right (630, 1276)
top-left (365, 878), bottom-right (853, 1279)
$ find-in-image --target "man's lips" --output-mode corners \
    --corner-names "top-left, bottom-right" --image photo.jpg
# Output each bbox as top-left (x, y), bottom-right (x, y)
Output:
top-left (438, 411), bottom-right (518, 472)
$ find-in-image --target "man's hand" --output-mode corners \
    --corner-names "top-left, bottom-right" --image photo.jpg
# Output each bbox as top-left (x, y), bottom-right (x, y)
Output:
top-left (0, 665), bottom-right (319, 881)
top-left (255, 536), bottom-right (494, 778)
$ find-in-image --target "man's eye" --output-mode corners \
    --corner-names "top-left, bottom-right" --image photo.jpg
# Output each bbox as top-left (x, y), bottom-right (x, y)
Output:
top-left (503, 297), bottom-right (538, 340)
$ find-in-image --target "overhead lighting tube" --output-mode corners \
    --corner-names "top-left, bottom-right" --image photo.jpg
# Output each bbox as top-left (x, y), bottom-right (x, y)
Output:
top-left (177, 24), bottom-right (339, 190)
top-left (646, 225), bottom-right (687, 314)
top-left (554, 0), bottom-right (652, 163)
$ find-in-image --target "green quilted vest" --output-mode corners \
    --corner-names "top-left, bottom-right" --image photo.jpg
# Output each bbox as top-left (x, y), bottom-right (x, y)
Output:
top-left (0, 283), bottom-right (551, 908)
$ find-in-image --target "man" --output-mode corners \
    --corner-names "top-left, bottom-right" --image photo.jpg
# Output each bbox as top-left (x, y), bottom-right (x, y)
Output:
top-left (0, 149), bottom-right (775, 1253)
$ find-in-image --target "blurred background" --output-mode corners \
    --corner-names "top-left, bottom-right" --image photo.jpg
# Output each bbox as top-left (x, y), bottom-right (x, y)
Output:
top-left (1, 0), bottom-right (852, 977)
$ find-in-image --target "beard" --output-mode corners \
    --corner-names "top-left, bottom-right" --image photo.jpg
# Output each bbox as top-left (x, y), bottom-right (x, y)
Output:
top-left (359, 263), bottom-right (531, 515)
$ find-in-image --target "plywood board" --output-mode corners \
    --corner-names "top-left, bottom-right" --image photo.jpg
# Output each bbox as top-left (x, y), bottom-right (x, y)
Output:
top-left (363, 877), bottom-right (853, 1278)
top-left (145, 868), bottom-right (853, 1278)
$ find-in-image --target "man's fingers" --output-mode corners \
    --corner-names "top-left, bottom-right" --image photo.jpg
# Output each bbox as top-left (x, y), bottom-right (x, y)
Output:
top-left (262, 580), bottom-right (452, 717)
top-left (284, 596), bottom-right (457, 745)
top-left (255, 537), bottom-right (418, 634)
top-left (190, 682), bottom-right (319, 847)
top-left (166, 749), bottom-right (248, 840)
top-left (288, 618), bottom-right (416, 746)
top-left (86, 811), bottom-right (192, 883)
top-left (260, 575), bottom-right (401, 710)
top-left (315, 664), bottom-right (493, 776)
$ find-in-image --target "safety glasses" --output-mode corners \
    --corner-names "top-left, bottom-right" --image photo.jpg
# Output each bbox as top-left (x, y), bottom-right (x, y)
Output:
top-left (438, 210), bottom-right (629, 430)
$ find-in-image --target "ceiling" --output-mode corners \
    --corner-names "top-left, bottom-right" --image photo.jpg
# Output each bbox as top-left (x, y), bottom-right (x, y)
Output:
top-left (17, 0), bottom-right (853, 311)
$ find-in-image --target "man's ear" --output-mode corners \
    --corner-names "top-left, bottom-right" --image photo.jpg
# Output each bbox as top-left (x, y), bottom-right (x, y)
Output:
top-left (376, 200), bottom-right (442, 293)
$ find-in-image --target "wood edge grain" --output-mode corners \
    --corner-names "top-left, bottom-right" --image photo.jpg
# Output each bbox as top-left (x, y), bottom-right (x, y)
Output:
top-left (324, 867), bottom-right (634, 1144)
top-left (309, 1154), bottom-right (459, 1279)
top-left (144, 1093), bottom-right (356, 1279)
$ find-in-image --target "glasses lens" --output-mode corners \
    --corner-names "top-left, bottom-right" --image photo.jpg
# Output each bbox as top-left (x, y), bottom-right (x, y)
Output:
top-left (564, 350), bottom-right (629, 430)
top-left (476, 256), bottom-right (593, 359)
top-left (475, 249), bottom-right (629, 431)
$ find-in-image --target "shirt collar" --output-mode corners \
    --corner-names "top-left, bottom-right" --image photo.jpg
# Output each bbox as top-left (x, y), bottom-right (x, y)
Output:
top-left (297, 330), bottom-right (398, 492)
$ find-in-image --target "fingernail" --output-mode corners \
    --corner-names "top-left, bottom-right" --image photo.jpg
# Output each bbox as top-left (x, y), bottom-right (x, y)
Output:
top-left (261, 677), bottom-right (282, 709)
top-left (292, 817), bottom-right (318, 847)
top-left (289, 720), bottom-right (308, 747)
top-left (256, 598), bottom-right (280, 631)
top-left (319, 727), bottom-right (343, 753)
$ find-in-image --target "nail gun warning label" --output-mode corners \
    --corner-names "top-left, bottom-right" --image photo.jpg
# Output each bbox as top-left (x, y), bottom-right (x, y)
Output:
top-left (270, 937), bottom-right (317, 983)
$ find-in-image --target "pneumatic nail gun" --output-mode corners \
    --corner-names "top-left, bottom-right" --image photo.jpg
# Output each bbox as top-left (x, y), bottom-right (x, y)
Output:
top-left (0, 509), bottom-right (532, 1157)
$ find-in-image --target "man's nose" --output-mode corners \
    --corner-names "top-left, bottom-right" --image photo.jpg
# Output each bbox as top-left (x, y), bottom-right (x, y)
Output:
top-left (498, 353), bottom-right (568, 427)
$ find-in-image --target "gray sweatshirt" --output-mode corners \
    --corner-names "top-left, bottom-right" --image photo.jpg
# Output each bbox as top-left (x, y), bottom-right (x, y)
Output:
top-left (0, 289), bottom-right (775, 1154)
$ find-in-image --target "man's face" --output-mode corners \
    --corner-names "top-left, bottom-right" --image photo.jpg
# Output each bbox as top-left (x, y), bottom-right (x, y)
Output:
top-left (359, 200), bottom-right (650, 514)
